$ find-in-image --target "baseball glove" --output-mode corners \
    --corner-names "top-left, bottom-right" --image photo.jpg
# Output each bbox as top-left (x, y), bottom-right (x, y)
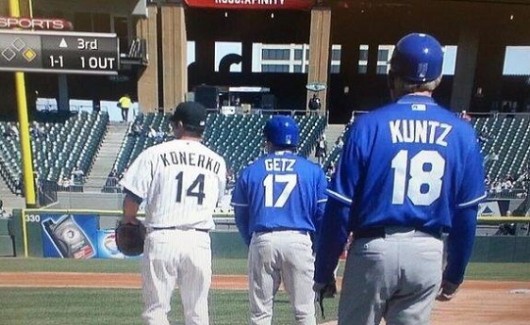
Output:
top-left (115, 222), bottom-right (146, 256)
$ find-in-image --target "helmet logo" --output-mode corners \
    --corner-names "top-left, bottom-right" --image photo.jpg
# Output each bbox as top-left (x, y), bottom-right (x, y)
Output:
top-left (417, 63), bottom-right (428, 80)
top-left (285, 135), bottom-right (292, 144)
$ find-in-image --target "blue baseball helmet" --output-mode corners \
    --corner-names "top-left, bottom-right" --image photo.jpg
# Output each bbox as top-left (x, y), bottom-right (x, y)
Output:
top-left (390, 33), bottom-right (444, 83)
top-left (264, 116), bottom-right (299, 146)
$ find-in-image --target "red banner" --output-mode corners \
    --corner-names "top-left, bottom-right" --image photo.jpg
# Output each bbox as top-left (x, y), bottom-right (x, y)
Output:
top-left (184, 0), bottom-right (315, 10)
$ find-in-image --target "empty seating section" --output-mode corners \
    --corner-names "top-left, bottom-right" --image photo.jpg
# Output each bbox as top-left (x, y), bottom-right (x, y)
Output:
top-left (0, 122), bottom-right (21, 192)
top-left (113, 113), bottom-right (171, 174)
top-left (323, 115), bottom-right (530, 182)
top-left (113, 113), bottom-right (326, 176)
top-left (476, 116), bottom-right (530, 180)
top-left (0, 112), bottom-right (108, 193)
top-left (296, 115), bottom-right (327, 157)
top-left (203, 114), bottom-right (267, 173)
top-left (5, 110), bottom-right (528, 196)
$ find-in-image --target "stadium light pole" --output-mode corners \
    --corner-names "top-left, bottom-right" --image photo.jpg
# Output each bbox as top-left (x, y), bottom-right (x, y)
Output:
top-left (9, 0), bottom-right (37, 208)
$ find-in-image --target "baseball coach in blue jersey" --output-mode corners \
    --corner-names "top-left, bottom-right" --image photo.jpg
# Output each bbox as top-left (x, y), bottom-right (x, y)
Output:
top-left (232, 115), bottom-right (328, 325)
top-left (314, 33), bottom-right (487, 325)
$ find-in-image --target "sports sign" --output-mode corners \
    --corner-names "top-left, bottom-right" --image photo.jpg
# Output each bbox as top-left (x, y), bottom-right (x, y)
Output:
top-left (0, 17), bottom-right (73, 30)
top-left (0, 30), bottom-right (119, 75)
top-left (184, 0), bottom-right (315, 10)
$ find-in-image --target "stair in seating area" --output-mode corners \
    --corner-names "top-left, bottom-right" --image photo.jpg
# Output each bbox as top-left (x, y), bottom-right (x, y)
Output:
top-left (0, 175), bottom-right (25, 211)
top-left (325, 124), bottom-right (347, 149)
top-left (83, 122), bottom-right (130, 191)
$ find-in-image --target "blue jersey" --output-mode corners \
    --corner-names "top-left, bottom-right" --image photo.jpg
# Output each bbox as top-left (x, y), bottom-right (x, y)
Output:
top-left (330, 95), bottom-right (486, 231)
top-left (231, 151), bottom-right (328, 245)
top-left (315, 94), bottom-right (487, 284)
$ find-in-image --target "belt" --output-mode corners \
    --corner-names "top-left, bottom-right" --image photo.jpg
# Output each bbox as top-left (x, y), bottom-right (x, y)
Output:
top-left (150, 226), bottom-right (209, 233)
top-left (354, 227), bottom-right (442, 240)
top-left (255, 229), bottom-right (308, 235)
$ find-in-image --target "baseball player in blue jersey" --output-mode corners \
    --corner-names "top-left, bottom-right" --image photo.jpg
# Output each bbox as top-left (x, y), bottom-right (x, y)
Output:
top-left (232, 116), bottom-right (328, 325)
top-left (314, 33), bottom-right (487, 325)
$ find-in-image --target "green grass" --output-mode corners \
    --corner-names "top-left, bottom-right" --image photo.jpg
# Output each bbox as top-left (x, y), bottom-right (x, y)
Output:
top-left (0, 257), bottom-right (248, 275)
top-left (465, 263), bottom-right (530, 281)
top-left (0, 288), bottom-right (143, 325)
top-left (1, 258), bottom-right (530, 281)
top-left (0, 288), bottom-right (339, 325)
top-left (0, 258), bottom-right (528, 325)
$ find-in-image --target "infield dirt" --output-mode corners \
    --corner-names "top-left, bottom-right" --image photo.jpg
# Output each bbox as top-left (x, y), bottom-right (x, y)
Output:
top-left (1, 273), bottom-right (529, 324)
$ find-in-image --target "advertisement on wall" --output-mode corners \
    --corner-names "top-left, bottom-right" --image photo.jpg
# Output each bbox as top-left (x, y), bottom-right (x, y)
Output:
top-left (97, 229), bottom-right (140, 259)
top-left (184, 0), bottom-right (315, 10)
top-left (41, 214), bottom-right (98, 259)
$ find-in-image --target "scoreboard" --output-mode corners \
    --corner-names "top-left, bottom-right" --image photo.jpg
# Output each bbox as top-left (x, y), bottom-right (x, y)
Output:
top-left (0, 30), bottom-right (119, 75)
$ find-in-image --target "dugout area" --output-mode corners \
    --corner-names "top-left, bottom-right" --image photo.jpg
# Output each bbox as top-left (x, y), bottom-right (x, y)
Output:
top-left (4, 208), bottom-right (530, 263)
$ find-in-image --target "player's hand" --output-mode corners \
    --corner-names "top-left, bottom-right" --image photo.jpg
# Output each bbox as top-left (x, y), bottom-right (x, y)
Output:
top-left (436, 280), bottom-right (459, 302)
top-left (314, 280), bottom-right (337, 319)
top-left (313, 280), bottom-right (337, 302)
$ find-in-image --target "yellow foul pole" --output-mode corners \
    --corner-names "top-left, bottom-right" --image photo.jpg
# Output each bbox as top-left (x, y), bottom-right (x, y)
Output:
top-left (9, 0), bottom-right (37, 208)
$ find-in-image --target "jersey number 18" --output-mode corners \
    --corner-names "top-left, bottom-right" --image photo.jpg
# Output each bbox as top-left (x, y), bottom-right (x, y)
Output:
top-left (391, 150), bottom-right (445, 206)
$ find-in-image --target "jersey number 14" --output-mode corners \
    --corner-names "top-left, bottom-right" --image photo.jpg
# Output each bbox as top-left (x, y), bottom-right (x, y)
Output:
top-left (175, 172), bottom-right (205, 205)
top-left (391, 150), bottom-right (445, 206)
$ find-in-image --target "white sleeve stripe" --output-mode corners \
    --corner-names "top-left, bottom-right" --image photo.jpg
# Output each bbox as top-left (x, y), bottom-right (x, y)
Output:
top-left (317, 199), bottom-right (328, 203)
top-left (231, 202), bottom-right (248, 207)
top-left (326, 189), bottom-right (352, 205)
top-left (458, 192), bottom-right (487, 208)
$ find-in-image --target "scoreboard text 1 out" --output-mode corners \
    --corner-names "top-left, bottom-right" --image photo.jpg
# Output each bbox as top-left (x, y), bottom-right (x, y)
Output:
top-left (0, 30), bottom-right (119, 75)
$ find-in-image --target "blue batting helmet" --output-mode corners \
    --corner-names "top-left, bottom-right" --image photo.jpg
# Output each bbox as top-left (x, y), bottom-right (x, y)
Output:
top-left (264, 116), bottom-right (299, 146)
top-left (390, 33), bottom-right (444, 83)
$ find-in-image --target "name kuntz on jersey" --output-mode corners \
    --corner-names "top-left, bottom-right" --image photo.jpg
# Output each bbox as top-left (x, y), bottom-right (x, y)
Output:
top-left (328, 95), bottom-right (486, 233)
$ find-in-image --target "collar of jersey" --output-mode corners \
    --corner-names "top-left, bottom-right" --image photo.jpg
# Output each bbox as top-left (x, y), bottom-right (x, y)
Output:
top-left (271, 150), bottom-right (294, 156)
top-left (397, 94), bottom-right (436, 105)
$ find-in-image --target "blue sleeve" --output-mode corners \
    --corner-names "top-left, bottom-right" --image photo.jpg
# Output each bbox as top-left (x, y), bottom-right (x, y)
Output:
top-left (314, 169), bottom-right (329, 232)
top-left (457, 130), bottom-right (487, 207)
top-left (314, 198), bottom-right (350, 283)
top-left (231, 173), bottom-right (251, 246)
top-left (444, 205), bottom-right (478, 284)
top-left (234, 206), bottom-right (251, 246)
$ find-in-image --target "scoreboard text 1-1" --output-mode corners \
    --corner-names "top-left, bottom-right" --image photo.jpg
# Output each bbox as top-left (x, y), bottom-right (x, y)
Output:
top-left (0, 30), bottom-right (119, 74)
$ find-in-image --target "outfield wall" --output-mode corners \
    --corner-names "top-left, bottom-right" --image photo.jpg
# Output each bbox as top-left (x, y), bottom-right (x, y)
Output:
top-left (7, 209), bottom-right (530, 262)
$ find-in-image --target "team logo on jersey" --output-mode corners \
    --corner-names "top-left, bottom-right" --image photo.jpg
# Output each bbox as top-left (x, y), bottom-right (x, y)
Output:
top-left (411, 104), bottom-right (426, 111)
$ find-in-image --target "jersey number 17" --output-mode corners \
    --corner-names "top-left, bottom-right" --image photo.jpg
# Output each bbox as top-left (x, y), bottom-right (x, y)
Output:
top-left (263, 174), bottom-right (297, 208)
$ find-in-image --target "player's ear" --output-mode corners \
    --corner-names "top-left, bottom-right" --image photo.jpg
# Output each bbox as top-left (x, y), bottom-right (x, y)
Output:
top-left (387, 70), bottom-right (396, 91)
top-left (387, 70), bottom-right (399, 100)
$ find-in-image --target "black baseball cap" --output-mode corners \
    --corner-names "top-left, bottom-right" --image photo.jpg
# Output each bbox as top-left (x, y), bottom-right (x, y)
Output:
top-left (170, 101), bottom-right (207, 132)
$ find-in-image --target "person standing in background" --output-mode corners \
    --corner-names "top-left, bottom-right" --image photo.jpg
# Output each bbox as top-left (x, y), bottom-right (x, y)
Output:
top-left (232, 115), bottom-right (328, 324)
top-left (314, 33), bottom-right (486, 325)
top-left (118, 94), bottom-right (132, 122)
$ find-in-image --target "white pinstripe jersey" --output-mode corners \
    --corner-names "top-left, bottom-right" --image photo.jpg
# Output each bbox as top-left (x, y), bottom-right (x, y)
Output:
top-left (120, 139), bottom-right (227, 230)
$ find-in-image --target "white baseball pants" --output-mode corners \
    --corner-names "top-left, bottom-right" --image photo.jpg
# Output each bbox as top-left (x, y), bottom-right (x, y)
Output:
top-left (141, 229), bottom-right (211, 325)
top-left (338, 227), bottom-right (443, 325)
top-left (248, 230), bottom-right (316, 325)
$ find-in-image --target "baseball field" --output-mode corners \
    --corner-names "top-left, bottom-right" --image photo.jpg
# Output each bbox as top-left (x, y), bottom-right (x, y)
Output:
top-left (0, 258), bottom-right (529, 324)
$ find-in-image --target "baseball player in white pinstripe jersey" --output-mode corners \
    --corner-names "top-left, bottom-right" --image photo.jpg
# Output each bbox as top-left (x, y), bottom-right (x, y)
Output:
top-left (120, 102), bottom-right (227, 325)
